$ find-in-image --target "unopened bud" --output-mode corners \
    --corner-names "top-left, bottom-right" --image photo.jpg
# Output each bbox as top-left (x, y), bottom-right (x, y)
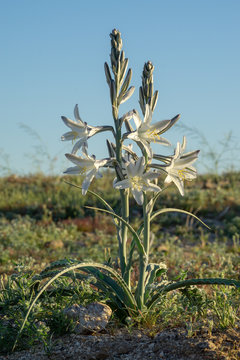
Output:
top-left (148, 82), bottom-right (153, 104)
top-left (144, 61), bottom-right (154, 77)
top-left (119, 58), bottom-right (129, 85)
top-left (104, 62), bottom-right (112, 86)
top-left (110, 79), bottom-right (116, 105)
top-left (120, 50), bottom-right (125, 63)
top-left (106, 139), bottom-right (115, 158)
top-left (111, 48), bottom-right (117, 69)
top-left (124, 119), bottom-right (134, 132)
top-left (139, 86), bottom-right (145, 115)
top-left (119, 86), bottom-right (135, 104)
top-left (151, 90), bottom-right (159, 112)
top-left (110, 29), bottom-right (122, 52)
top-left (120, 67), bottom-right (131, 94)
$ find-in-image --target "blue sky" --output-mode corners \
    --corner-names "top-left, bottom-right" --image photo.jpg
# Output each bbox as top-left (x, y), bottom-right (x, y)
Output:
top-left (0, 0), bottom-right (240, 174)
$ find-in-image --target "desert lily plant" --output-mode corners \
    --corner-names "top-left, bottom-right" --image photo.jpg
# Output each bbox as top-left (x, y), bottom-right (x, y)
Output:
top-left (14, 29), bottom-right (240, 349)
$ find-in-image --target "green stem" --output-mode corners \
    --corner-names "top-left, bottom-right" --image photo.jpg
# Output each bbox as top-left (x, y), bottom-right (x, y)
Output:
top-left (121, 190), bottom-right (130, 286)
top-left (114, 92), bottom-right (129, 281)
top-left (110, 51), bottom-right (130, 287)
top-left (136, 193), bottom-right (150, 309)
top-left (143, 193), bottom-right (150, 255)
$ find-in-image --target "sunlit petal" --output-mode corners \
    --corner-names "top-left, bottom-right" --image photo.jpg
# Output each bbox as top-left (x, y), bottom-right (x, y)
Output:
top-left (61, 116), bottom-right (85, 131)
top-left (82, 169), bottom-right (97, 195)
top-left (131, 188), bottom-right (144, 205)
top-left (113, 179), bottom-right (131, 189)
top-left (72, 138), bottom-right (88, 154)
top-left (63, 166), bottom-right (81, 175)
top-left (160, 136), bottom-right (199, 196)
top-left (61, 105), bottom-right (112, 154)
top-left (61, 131), bottom-right (77, 141)
top-left (65, 153), bottom-right (94, 168)
top-left (124, 104), bottom-right (176, 155)
top-left (74, 104), bottom-right (85, 125)
top-left (171, 175), bottom-right (184, 196)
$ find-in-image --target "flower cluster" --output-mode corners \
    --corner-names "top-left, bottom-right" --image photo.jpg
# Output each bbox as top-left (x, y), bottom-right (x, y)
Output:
top-left (61, 29), bottom-right (199, 205)
top-left (61, 101), bottom-right (199, 204)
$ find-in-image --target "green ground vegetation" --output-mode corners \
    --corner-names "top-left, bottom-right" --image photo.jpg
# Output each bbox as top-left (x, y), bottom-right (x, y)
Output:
top-left (0, 172), bottom-right (240, 354)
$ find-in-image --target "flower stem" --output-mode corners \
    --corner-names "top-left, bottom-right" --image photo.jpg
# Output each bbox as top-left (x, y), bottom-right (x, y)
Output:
top-left (115, 125), bottom-right (129, 280)
top-left (136, 193), bottom-right (150, 309)
top-left (121, 189), bottom-right (129, 284)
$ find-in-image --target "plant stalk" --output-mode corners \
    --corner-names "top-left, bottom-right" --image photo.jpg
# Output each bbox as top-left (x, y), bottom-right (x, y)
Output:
top-left (136, 193), bottom-right (150, 309)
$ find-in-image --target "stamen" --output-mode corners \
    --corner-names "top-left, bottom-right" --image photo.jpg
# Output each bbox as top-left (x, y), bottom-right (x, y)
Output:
top-left (178, 168), bottom-right (188, 180)
top-left (146, 129), bottom-right (160, 142)
top-left (130, 176), bottom-right (148, 190)
top-left (78, 166), bottom-right (87, 175)
top-left (72, 131), bottom-right (79, 143)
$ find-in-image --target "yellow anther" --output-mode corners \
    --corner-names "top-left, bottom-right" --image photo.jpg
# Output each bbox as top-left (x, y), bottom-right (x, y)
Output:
top-left (146, 129), bottom-right (160, 142)
top-left (79, 166), bottom-right (87, 175)
top-left (71, 131), bottom-right (79, 144)
top-left (178, 169), bottom-right (187, 180)
top-left (130, 176), bottom-right (148, 190)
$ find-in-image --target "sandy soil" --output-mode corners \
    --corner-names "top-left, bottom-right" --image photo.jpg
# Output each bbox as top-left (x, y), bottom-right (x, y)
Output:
top-left (1, 327), bottom-right (240, 360)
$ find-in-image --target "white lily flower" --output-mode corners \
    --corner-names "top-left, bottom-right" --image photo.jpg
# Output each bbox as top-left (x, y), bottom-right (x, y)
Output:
top-left (113, 157), bottom-right (161, 205)
top-left (61, 104), bottom-right (112, 154)
top-left (125, 104), bottom-right (180, 156)
top-left (64, 150), bottom-right (109, 195)
top-left (164, 136), bottom-right (199, 196)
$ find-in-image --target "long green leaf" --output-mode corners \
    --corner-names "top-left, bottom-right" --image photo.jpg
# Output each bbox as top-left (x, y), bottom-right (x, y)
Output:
top-left (85, 206), bottom-right (146, 256)
top-left (137, 207), bottom-right (211, 235)
top-left (145, 185), bottom-right (170, 215)
top-left (151, 208), bottom-right (211, 229)
top-left (64, 180), bottom-right (119, 227)
top-left (39, 269), bottom-right (125, 308)
top-left (85, 266), bottom-right (136, 309)
top-left (123, 240), bottom-right (135, 284)
top-left (13, 262), bottom-right (136, 351)
top-left (38, 259), bottom-right (135, 307)
top-left (147, 278), bottom-right (240, 309)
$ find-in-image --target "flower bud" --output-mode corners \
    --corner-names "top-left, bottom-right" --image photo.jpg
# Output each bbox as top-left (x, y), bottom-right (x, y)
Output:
top-left (151, 90), bottom-right (159, 112)
top-left (110, 79), bottom-right (116, 105)
top-left (149, 82), bottom-right (153, 102)
top-left (119, 58), bottom-right (129, 85)
top-left (143, 61), bottom-right (154, 78)
top-left (110, 29), bottom-right (123, 74)
top-left (119, 86), bottom-right (135, 104)
top-left (106, 139), bottom-right (115, 158)
top-left (110, 48), bottom-right (117, 71)
top-left (120, 50), bottom-right (125, 63)
top-left (124, 119), bottom-right (134, 133)
top-left (139, 60), bottom-right (157, 114)
top-left (104, 62), bottom-right (112, 86)
top-left (139, 86), bottom-right (145, 115)
top-left (120, 67), bottom-right (131, 94)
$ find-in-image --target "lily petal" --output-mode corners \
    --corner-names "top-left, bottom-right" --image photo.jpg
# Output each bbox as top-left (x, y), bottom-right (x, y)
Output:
top-left (74, 104), bottom-right (85, 125)
top-left (171, 175), bottom-right (184, 196)
top-left (63, 166), bottom-right (82, 175)
top-left (131, 188), bottom-right (144, 205)
top-left (142, 183), bottom-right (161, 192)
top-left (72, 138), bottom-right (88, 154)
top-left (143, 104), bottom-right (152, 126)
top-left (61, 116), bottom-right (86, 131)
top-left (61, 131), bottom-right (78, 141)
top-left (82, 169), bottom-right (97, 195)
top-left (113, 179), bottom-right (131, 189)
top-left (65, 153), bottom-right (94, 168)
